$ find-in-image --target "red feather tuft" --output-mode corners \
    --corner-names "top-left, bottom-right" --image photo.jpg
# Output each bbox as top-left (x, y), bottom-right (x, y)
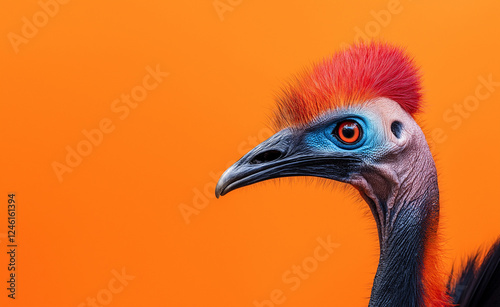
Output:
top-left (274, 42), bottom-right (422, 129)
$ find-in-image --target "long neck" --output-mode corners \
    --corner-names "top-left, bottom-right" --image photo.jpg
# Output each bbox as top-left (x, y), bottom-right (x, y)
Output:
top-left (368, 180), bottom-right (442, 307)
top-left (362, 148), bottom-right (450, 307)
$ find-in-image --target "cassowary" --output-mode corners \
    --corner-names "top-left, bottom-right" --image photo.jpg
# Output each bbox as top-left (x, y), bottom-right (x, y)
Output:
top-left (215, 42), bottom-right (500, 306)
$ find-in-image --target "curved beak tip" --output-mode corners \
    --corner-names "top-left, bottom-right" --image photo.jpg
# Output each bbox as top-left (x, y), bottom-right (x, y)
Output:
top-left (213, 129), bottom-right (300, 200)
top-left (214, 168), bottom-right (231, 199)
top-left (214, 186), bottom-right (223, 199)
top-left (215, 161), bottom-right (246, 199)
top-left (215, 180), bottom-right (230, 199)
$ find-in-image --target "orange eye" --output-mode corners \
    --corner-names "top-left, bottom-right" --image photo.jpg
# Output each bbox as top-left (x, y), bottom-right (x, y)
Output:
top-left (336, 120), bottom-right (361, 144)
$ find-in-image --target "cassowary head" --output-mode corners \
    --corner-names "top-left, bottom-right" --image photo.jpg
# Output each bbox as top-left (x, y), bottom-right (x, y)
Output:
top-left (216, 43), bottom-right (434, 215)
top-left (215, 42), bottom-right (451, 307)
top-left (215, 42), bottom-right (500, 307)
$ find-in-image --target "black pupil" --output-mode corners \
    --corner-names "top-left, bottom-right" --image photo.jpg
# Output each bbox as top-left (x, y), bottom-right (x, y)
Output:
top-left (341, 124), bottom-right (356, 139)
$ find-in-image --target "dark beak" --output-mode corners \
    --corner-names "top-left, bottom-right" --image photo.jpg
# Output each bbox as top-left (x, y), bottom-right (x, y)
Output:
top-left (215, 128), bottom-right (361, 198)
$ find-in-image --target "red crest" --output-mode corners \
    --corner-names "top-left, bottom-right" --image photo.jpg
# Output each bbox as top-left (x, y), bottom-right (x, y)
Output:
top-left (274, 42), bottom-right (422, 129)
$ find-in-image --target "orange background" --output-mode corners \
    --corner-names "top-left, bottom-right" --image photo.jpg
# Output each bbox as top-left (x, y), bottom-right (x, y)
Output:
top-left (2, 1), bottom-right (500, 306)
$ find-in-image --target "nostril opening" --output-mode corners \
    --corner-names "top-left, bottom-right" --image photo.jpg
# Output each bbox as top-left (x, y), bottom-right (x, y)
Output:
top-left (251, 150), bottom-right (283, 164)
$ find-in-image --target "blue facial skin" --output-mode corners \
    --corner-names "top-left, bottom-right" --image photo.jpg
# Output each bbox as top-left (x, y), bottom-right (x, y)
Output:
top-left (303, 108), bottom-right (388, 163)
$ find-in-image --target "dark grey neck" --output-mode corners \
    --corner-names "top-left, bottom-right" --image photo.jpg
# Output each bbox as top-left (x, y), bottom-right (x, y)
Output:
top-left (367, 175), bottom-right (440, 307)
